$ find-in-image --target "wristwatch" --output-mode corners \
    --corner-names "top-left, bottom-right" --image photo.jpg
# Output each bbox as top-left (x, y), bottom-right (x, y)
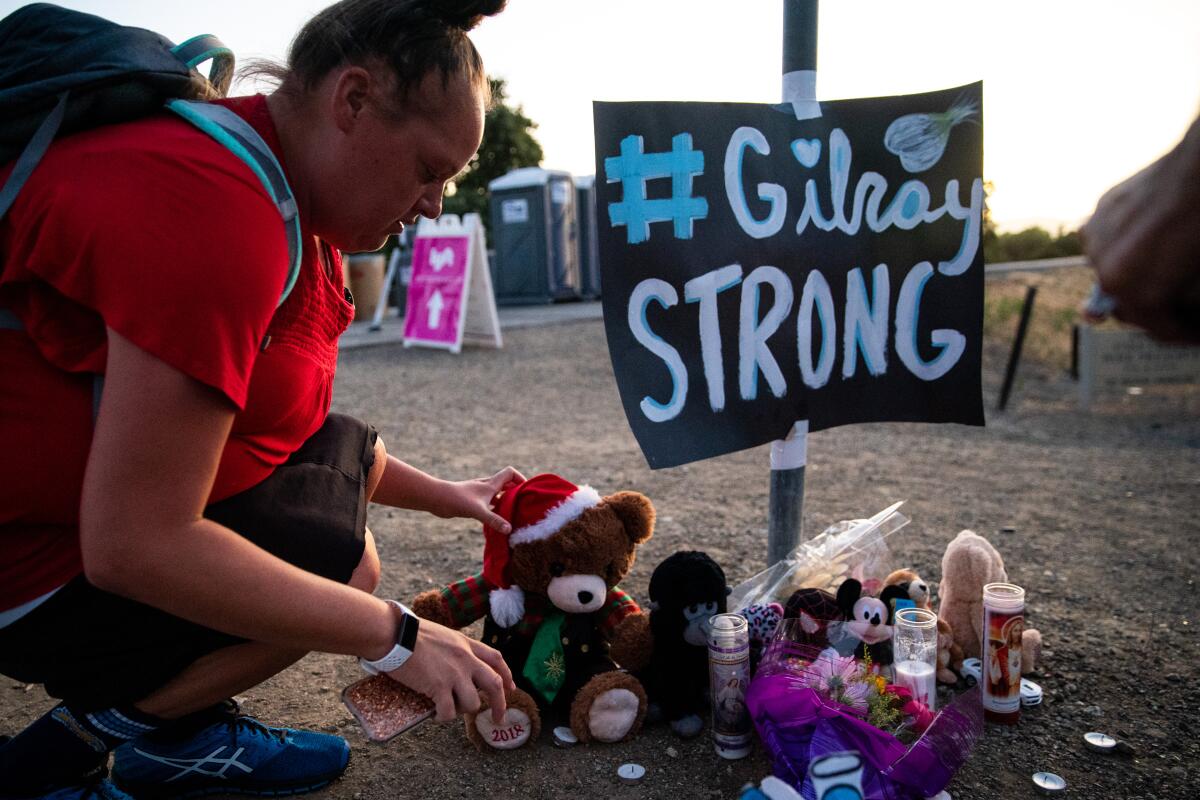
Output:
top-left (359, 600), bottom-right (420, 675)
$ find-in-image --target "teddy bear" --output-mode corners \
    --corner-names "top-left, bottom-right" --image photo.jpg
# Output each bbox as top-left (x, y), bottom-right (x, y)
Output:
top-left (884, 569), bottom-right (963, 684)
top-left (937, 530), bottom-right (1041, 674)
top-left (412, 474), bottom-right (654, 751)
top-left (611, 551), bottom-right (730, 738)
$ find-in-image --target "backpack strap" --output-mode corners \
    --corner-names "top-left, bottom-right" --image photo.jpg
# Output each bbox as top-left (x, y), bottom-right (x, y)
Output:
top-left (1, 306), bottom-right (104, 419)
top-left (165, 99), bottom-right (303, 307)
top-left (0, 91), bottom-right (69, 220)
top-left (170, 35), bottom-right (235, 96)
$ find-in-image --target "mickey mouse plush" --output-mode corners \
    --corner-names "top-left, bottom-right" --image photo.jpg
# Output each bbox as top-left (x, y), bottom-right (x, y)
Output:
top-left (829, 579), bottom-right (909, 665)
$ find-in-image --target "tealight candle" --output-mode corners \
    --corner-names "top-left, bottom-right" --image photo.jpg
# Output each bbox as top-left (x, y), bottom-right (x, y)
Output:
top-left (618, 763), bottom-right (646, 784)
top-left (1032, 772), bottom-right (1067, 794)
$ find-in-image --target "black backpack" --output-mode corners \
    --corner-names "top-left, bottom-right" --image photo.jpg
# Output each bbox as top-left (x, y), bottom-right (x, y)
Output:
top-left (0, 3), bottom-right (302, 308)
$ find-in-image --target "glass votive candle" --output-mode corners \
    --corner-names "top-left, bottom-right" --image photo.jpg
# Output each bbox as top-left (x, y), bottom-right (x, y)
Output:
top-left (893, 607), bottom-right (939, 711)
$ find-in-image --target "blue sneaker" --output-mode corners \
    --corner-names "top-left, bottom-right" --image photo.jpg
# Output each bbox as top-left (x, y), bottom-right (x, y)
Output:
top-left (110, 705), bottom-right (349, 799)
top-left (34, 777), bottom-right (135, 800)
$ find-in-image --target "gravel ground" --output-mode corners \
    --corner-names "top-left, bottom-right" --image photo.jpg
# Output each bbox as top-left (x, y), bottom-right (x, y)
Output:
top-left (3, 306), bottom-right (1197, 800)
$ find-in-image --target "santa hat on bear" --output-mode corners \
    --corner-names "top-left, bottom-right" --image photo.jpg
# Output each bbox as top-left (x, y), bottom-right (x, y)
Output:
top-left (484, 473), bottom-right (601, 628)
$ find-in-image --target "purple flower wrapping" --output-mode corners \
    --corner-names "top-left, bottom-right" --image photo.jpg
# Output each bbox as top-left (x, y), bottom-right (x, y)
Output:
top-left (746, 641), bottom-right (982, 800)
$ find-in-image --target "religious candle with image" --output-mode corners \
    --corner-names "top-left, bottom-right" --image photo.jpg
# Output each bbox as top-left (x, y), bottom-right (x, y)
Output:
top-left (981, 582), bottom-right (1025, 724)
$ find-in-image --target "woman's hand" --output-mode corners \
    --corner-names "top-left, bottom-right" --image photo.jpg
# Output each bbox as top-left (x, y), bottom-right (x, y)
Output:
top-left (1081, 115), bottom-right (1200, 342)
top-left (387, 618), bottom-right (516, 723)
top-left (430, 467), bottom-right (527, 532)
top-left (369, 457), bottom-right (526, 530)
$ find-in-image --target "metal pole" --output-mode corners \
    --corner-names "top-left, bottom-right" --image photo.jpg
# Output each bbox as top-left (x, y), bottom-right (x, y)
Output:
top-left (768, 0), bottom-right (819, 566)
top-left (997, 285), bottom-right (1037, 411)
top-left (781, 0), bottom-right (820, 121)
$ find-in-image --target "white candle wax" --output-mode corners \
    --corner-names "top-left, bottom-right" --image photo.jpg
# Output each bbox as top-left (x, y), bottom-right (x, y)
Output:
top-left (894, 659), bottom-right (937, 711)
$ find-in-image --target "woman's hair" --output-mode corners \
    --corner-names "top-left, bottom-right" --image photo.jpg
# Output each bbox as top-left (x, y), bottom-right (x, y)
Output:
top-left (249, 0), bottom-right (505, 111)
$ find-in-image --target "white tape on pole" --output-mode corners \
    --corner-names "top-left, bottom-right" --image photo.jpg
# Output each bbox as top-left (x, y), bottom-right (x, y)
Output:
top-left (770, 420), bottom-right (809, 471)
top-left (782, 70), bottom-right (821, 120)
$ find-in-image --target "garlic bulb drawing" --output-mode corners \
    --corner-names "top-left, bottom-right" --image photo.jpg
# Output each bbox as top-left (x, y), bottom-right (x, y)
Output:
top-left (884, 101), bottom-right (977, 173)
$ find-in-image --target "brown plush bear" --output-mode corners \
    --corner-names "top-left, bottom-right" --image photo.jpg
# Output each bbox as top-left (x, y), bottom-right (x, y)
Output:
top-left (412, 474), bottom-right (654, 752)
top-left (937, 530), bottom-right (1041, 674)
top-left (884, 569), bottom-right (963, 684)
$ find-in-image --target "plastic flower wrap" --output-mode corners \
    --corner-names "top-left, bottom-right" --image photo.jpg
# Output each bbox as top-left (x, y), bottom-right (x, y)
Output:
top-left (748, 641), bottom-right (982, 799)
top-left (800, 654), bottom-right (870, 713)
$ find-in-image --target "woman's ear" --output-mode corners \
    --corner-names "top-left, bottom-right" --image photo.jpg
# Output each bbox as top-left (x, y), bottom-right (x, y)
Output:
top-left (603, 491), bottom-right (655, 545)
top-left (330, 65), bottom-right (373, 132)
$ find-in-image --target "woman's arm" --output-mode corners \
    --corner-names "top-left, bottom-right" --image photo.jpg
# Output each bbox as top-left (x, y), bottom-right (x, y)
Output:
top-left (81, 330), bottom-right (392, 654)
top-left (79, 329), bottom-right (511, 720)
top-left (370, 455), bottom-right (525, 534)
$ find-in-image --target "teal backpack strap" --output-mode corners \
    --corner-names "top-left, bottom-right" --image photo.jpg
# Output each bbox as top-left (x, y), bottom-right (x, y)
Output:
top-left (170, 34), bottom-right (235, 96)
top-left (1, 308), bottom-right (103, 419)
top-left (165, 99), bottom-right (303, 307)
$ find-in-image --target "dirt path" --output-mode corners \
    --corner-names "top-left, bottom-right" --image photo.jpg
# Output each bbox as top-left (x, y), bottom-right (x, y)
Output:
top-left (4, 307), bottom-right (1197, 799)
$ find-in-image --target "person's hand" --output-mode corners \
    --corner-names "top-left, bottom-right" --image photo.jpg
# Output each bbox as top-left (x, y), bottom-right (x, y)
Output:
top-left (430, 467), bottom-right (526, 532)
top-left (1080, 117), bottom-right (1200, 342)
top-left (387, 618), bottom-right (516, 723)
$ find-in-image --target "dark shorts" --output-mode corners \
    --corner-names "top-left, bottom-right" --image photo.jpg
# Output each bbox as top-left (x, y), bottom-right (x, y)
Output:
top-left (0, 413), bottom-right (377, 710)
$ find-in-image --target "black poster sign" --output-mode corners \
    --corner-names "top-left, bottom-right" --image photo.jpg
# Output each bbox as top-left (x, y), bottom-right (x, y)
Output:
top-left (593, 82), bottom-right (985, 469)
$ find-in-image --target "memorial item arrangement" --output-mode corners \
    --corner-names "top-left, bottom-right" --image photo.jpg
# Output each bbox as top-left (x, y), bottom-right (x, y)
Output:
top-left (338, 493), bottom-right (1048, 799)
top-left (728, 505), bottom-right (1049, 797)
top-left (409, 474), bottom-right (656, 751)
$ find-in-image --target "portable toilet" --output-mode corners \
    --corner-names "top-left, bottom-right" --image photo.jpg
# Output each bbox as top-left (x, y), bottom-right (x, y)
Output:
top-left (488, 167), bottom-right (580, 305)
top-left (575, 175), bottom-right (601, 299)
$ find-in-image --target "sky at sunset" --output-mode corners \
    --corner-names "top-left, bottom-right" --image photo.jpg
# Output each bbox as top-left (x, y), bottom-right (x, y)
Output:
top-left (8, 0), bottom-right (1199, 232)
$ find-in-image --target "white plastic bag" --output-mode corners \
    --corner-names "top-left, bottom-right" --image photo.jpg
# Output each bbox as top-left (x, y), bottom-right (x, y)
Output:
top-left (729, 501), bottom-right (909, 612)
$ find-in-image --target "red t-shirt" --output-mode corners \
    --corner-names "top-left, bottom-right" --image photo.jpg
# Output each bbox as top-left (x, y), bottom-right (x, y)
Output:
top-left (0, 95), bottom-right (354, 610)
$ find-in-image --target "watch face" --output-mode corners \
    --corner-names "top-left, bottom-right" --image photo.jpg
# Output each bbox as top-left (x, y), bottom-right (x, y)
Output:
top-left (398, 611), bottom-right (419, 652)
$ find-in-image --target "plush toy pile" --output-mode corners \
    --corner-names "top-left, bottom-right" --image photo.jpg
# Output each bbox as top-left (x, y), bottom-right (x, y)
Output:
top-left (768, 528), bottom-right (1042, 686)
top-left (742, 526), bottom-right (1046, 799)
top-left (399, 480), bottom-right (1044, 774)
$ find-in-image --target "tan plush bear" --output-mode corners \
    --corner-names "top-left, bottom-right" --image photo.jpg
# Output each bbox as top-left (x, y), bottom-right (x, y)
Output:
top-left (412, 474), bottom-right (654, 752)
top-left (937, 530), bottom-right (1041, 674)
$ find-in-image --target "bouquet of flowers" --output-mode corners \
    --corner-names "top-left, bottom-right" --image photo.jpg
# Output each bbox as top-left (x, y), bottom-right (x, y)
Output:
top-left (799, 651), bottom-right (935, 743)
top-left (747, 641), bottom-right (982, 800)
